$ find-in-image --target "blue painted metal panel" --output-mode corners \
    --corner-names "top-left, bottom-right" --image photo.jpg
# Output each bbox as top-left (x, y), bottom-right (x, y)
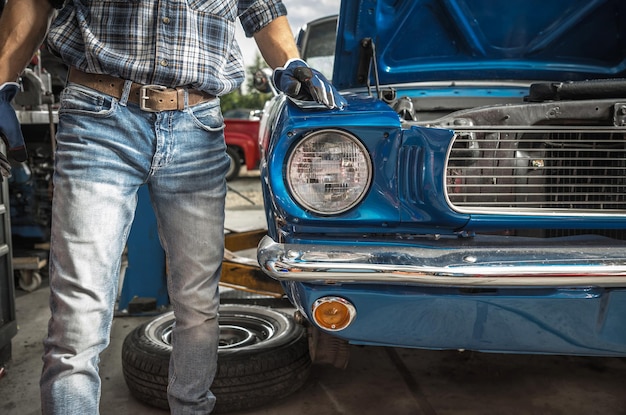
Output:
top-left (285, 281), bottom-right (626, 356)
top-left (117, 185), bottom-right (168, 312)
top-left (334, 0), bottom-right (626, 89)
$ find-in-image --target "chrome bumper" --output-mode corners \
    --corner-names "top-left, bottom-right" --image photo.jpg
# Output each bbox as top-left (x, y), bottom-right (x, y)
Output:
top-left (257, 235), bottom-right (626, 287)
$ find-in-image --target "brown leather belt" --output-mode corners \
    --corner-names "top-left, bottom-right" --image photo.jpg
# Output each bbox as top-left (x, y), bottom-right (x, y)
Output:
top-left (68, 68), bottom-right (215, 112)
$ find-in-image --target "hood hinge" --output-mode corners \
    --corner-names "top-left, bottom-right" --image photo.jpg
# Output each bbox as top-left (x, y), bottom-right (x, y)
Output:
top-left (357, 38), bottom-right (381, 99)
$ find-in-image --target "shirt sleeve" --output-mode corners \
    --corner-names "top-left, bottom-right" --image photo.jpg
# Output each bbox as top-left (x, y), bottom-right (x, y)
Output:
top-left (238, 0), bottom-right (288, 38)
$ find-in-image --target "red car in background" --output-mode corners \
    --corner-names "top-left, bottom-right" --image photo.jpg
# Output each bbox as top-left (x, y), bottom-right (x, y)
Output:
top-left (223, 109), bottom-right (262, 181)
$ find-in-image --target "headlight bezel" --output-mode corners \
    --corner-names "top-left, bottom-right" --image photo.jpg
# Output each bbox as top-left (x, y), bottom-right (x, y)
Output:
top-left (285, 128), bottom-right (373, 216)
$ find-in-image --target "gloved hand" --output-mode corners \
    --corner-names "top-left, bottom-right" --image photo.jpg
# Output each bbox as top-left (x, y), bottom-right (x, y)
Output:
top-left (273, 59), bottom-right (347, 110)
top-left (0, 82), bottom-right (28, 179)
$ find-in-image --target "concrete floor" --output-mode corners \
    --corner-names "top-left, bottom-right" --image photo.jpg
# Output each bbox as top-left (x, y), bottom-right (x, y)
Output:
top-left (2, 173), bottom-right (626, 414)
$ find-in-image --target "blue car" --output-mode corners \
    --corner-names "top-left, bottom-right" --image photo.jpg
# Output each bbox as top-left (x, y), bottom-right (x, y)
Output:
top-left (257, 0), bottom-right (626, 366)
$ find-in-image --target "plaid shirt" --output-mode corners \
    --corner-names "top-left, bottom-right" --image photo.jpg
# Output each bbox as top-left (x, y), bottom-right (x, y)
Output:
top-left (46, 0), bottom-right (287, 96)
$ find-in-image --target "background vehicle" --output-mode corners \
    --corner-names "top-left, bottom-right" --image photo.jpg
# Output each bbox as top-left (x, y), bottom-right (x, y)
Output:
top-left (223, 108), bottom-right (262, 120)
top-left (223, 116), bottom-right (261, 181)
top-left (257, 0), bottom-right (626, 367)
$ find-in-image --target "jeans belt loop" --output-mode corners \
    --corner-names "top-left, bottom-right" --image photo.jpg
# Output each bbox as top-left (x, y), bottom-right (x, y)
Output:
top-left (119, 80), bottom-right (133, 107)
top-left (177, 87), bottom-right (186, 111)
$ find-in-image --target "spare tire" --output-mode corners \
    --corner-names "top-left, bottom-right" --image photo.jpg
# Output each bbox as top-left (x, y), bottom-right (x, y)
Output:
top-left (121, 304), bottom-right (311, 413)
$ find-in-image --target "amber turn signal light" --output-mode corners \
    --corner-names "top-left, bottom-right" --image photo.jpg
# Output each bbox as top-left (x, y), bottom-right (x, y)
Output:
top-left (312, 297), bottom-right (356, 331)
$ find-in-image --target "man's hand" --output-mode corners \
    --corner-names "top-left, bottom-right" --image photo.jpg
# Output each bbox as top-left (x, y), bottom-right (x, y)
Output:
top-left (273, 59), bottom-right (347, 110)
top-left (0, 82), bottom-right (28, 179)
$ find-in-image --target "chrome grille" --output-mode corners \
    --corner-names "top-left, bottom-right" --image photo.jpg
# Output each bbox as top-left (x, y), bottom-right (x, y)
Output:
top-left (445, 128), bottom-right (626, 213)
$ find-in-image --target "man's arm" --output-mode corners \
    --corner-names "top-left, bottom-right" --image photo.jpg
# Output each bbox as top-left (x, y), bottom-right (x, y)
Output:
top-left (0, 0), bottom-right (56, 82)
top-left (253, 16), bottom-right (300, 69)
top-left (0, 0), bottom-right (54, 169)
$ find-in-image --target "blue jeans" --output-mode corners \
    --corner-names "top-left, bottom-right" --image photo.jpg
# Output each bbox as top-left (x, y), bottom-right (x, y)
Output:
top-left (40, 82), bottom-right (228, 414)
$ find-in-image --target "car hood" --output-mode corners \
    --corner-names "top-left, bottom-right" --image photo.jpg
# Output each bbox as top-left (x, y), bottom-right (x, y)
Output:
top-left (333, 0), bottom-right (626, 90)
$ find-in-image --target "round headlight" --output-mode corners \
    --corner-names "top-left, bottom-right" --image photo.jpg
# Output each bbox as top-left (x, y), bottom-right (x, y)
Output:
top-left (286, 129), bottom-right (372, 215)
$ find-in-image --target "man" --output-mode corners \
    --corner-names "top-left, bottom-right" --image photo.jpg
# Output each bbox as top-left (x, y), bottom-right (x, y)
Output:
top-left (0, 0), bottom-right (343, 413)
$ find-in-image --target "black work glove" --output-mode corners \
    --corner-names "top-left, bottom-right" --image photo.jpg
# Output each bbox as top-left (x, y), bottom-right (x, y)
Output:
top-left (0, 82), bottom-right (28, 179)
top-left (273, 59), bottom-right (347, 110)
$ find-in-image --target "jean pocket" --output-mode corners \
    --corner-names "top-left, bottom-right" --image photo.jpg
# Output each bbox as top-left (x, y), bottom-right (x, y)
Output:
top-left (59, 84), bottom-right (117, 117)
top-left (187, 99), bottom-right (225, 132)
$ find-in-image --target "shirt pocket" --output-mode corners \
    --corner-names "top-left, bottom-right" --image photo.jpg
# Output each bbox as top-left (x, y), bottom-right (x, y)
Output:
top-left (186, 0), bottom-right (237, 20)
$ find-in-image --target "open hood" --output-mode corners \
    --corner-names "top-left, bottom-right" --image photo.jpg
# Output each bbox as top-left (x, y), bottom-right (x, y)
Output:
top-left (333, 0), bottom-right (626, 90)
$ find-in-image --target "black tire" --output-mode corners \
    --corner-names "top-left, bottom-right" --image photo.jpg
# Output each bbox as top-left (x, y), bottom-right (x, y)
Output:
top-left (225, 147), bottom-right (242, 181)
top-left (121, 304), bottom-right (311, 413)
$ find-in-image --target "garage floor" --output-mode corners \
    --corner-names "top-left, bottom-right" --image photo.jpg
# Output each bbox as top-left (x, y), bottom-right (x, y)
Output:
top-left (2, 174), bottom-right (626, 415)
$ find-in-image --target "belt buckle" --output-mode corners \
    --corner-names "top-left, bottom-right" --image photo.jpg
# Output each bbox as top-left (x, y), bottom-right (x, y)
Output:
top-left (139, 84), bottom-right (168, 112)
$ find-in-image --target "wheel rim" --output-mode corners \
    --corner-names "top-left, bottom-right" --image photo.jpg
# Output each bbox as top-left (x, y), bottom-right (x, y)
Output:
top-left (219, 325), bottom-right (257, 348)
top-left (145, 306), bottom-right (292, 353)
top-left (159, 320), bottom-right (274, 350)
